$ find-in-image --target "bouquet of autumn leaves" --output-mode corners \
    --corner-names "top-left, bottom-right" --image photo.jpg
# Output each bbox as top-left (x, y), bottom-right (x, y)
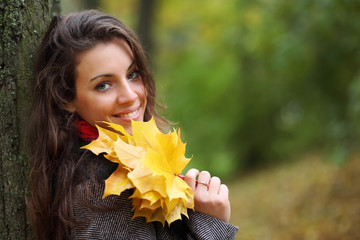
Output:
top-left (82, 118), bottom-right (194, 225)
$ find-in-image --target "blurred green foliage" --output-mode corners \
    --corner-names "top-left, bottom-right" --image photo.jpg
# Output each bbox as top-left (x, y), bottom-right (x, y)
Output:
top-left (153, 0), bottom-right (360, 179)
top-left (62, 0), bottom-right (360, 179)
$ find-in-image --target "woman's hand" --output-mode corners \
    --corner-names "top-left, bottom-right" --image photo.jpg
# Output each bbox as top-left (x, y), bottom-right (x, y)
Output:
top-left (183, 168), bottom-right (231, 223)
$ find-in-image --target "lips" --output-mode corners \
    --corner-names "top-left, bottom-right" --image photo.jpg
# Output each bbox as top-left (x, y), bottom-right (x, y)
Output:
top-left (114, 108), bottom-right (140, 120)
top-left (121, 109), bottom-right (139, 118)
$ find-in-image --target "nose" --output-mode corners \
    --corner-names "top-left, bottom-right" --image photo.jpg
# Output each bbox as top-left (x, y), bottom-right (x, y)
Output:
top-left (117, 81), bottom-right (137, 104)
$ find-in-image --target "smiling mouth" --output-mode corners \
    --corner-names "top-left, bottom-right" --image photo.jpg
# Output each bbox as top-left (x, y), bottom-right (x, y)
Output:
top-left (117, 109), bottom-right (139, 118)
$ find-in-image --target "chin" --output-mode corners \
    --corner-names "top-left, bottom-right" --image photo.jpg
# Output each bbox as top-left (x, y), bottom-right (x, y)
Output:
top-left (121, 124), bottom-right (132, 134)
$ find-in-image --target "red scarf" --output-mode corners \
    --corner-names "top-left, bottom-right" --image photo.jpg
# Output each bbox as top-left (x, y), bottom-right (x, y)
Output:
top-left (75, 118), bottom-right (98, 141)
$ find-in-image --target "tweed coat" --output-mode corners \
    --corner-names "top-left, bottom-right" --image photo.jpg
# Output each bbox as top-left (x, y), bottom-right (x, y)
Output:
top-left (71, 143), bottom-right (239, 239)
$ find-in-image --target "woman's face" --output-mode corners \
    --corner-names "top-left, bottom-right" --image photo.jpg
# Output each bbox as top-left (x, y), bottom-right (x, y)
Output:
top-left (70, 38), bottom-right (147, 134)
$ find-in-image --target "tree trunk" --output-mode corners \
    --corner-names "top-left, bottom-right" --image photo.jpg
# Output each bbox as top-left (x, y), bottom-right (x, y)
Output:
top-left (0, 0), bottom-right (59, 239)
top-left (82, 0), bottom-right (99, 9)
top-left (137, 0), bottom-right (156, 54)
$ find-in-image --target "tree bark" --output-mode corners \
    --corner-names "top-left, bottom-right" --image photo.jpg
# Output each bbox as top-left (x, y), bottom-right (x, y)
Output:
top-left (0, 0), bottom-right (59, 239)
top-left (82, 0), bottom-right (99, 9)
top-left (137, 0), bottom-right (156, 54)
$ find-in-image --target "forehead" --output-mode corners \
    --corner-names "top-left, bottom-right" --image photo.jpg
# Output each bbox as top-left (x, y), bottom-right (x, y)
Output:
top-left (75, 38), bottom-right (134, 65)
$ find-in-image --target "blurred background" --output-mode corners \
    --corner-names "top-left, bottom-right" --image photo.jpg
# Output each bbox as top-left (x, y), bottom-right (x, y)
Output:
top-left (61, 0), bottom-right (360, 239)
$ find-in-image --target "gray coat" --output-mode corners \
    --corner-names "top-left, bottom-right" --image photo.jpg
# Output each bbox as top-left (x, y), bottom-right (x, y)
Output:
top-left (72, 187), bottom-right (238, 239)
top-left (71, 157), bottom-right (238, 239)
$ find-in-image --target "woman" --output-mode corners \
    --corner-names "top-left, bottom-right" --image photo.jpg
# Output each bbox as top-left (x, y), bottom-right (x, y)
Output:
top-left (27, 10), bottom-right (238, 239)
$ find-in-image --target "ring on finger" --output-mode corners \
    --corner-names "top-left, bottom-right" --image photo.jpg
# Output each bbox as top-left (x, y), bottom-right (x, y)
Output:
top-left (197, 180), bottom-right (209, 187)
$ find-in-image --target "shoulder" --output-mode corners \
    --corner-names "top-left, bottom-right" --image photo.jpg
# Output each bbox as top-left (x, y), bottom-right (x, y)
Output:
top-left (74, 138), bottom-right (118, 181)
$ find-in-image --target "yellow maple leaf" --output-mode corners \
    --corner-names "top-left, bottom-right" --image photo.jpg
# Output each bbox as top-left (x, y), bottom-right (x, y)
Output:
top-left (81, 118), bottom-right (194, 225)
top-left (103, 164), bottom-right (133, 198)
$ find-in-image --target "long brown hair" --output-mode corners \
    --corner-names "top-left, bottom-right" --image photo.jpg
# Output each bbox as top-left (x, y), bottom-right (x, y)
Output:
top-left (27, 10), bottom-right (167, 239)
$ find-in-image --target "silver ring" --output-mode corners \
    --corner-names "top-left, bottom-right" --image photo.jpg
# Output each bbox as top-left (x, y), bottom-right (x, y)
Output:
top-left (197, 181), bottom-right (209, 187)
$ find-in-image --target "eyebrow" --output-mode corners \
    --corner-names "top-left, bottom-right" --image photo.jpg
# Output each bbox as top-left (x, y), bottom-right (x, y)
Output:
top-left (89, 61), bottom-right (136, 81)
top-left (90, 74), bottom-right (112, 81)
top-left (128, 61), bottom-right (135, 70)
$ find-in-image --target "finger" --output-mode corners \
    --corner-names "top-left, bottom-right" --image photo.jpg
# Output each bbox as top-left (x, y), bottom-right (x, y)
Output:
top-left (218, 184), bottom-right (229, 198)
top-left (197, 171), bottom-right (211, 191)
top-left (184, 168), bottom-right (199, 190)
top-left (208, 176), bottom-right (221, 194)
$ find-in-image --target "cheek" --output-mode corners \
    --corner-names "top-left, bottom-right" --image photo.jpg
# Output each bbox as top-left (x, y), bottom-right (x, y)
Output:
top-left (77, 94), bottom-right (114, 113)
top-left (92, 97), bottom-right (117, 113)
top-left (142, 88), bottom-right (148, 109)
top-left (134, 82), bottom-right (147, 102)
top-left (141, 83), bottom-right (148, 99)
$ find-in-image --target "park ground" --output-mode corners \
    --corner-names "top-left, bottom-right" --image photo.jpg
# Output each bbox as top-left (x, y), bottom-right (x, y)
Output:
top-left (228, 153), bottom-right (360, 240)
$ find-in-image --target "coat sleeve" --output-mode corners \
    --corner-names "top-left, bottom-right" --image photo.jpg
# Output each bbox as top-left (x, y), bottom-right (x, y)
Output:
top-left (71, 155), bottom-right (239, 239)
top-left (185, 210), bottom-right (239, 240)
top-left (71, 189), bottom-right (159, 240)
top-left (72, 188), bottom-right (238, 240)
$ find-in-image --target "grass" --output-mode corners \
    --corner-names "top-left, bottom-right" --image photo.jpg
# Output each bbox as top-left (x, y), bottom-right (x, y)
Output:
top-left (227, 153), bottom-right (360, 240)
